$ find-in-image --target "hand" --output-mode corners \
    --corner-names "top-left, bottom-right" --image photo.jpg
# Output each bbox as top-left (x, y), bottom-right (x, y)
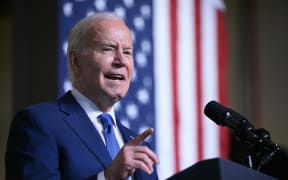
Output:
top-left (104, 128), bottom-right (159, 180)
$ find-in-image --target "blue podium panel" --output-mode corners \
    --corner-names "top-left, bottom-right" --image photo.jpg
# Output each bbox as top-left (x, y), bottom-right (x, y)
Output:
top-left (167, 158), bottom-right (277, 180)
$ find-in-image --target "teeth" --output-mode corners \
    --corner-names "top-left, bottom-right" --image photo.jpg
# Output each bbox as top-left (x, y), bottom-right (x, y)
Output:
top-left (106, 74), bottom-right (124, 80)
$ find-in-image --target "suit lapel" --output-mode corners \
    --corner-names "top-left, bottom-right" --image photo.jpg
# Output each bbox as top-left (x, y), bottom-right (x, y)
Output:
top-left (117, 122), bottom-right (137, 144)
top-left (58, 92), bottom-right (158, 179)
top-left (58, 92), bottom-right (112, 168)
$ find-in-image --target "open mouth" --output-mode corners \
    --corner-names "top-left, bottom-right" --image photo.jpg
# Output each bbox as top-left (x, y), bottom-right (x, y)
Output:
top-left (105, 73), bottom-right (125, 80)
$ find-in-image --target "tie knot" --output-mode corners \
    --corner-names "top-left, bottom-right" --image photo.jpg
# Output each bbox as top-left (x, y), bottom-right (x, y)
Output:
top-left (98, 113), bottom-right (113, 131)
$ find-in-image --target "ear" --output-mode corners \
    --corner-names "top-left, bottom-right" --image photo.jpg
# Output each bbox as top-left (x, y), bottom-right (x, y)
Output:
top-left (69, 50), bottom-right (81, 74)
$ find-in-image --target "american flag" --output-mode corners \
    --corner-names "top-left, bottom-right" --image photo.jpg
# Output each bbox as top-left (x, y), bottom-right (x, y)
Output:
top-left (58, 0), bottom-right (230, 179)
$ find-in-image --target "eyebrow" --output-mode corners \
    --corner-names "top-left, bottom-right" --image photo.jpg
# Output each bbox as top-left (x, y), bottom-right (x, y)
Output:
top-left (97, 41), bottom-right (133, 49)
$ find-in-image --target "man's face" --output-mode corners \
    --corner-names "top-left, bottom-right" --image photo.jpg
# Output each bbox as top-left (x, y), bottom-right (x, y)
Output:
top-left (72, 19), bottom-right (134, 105)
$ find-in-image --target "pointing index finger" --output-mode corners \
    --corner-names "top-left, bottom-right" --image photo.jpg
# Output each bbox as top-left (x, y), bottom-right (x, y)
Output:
top-left (129, 128), bottom-right (154, 146)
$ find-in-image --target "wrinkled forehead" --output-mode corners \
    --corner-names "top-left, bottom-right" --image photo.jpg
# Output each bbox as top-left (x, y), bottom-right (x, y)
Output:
top-left (86, 19), bottom-right (133, 43)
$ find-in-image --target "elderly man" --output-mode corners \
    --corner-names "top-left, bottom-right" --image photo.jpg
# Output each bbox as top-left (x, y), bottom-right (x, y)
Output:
top-left (5, 12), bottom-right (159, 180)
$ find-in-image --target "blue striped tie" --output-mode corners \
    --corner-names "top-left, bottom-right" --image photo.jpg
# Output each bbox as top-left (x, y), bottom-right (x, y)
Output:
top-left (98, 113), bottom-right (120, 159)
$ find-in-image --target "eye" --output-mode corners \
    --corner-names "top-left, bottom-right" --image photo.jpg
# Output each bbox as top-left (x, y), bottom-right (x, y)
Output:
top-left (102, 46), bottom-right (114, 51)
top-left (123, 49), bottom-right (133, 56)
top-left (98, 43), bottom-right (115, 52)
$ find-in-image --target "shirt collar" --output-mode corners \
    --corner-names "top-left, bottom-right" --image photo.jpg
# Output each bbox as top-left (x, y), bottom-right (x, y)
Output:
top-left (71, 88), bottom-right (117, 126)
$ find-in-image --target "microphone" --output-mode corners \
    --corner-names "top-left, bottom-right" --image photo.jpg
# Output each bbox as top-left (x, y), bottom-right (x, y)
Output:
top-left (204, 100), bottom-right (280, 170)
top-left (204, 100), bottom-right (280, 150)
top-left (203, 100), bottom-right (274, 144)
top-left (204, 100), bottom-right (255, 138)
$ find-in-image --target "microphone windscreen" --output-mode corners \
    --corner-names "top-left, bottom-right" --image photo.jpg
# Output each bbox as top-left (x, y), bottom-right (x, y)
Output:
top-left (204, 100), bottom-right (228, 125)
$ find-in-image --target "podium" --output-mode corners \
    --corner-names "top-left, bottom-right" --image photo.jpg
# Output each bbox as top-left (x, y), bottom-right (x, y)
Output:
top-left (167, 158), bottom-right (277, 180)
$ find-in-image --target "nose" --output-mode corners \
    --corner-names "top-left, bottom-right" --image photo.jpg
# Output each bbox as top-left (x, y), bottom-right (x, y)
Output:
top-left (112, 50), bottom-right (125, 68)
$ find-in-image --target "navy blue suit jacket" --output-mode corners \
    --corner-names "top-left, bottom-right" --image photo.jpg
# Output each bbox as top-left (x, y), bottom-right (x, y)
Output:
top-left (5, 92), bottom-right (158, 180)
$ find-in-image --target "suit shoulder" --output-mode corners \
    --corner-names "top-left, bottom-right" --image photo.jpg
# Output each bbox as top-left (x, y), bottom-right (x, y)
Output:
top-left (19, 100), bottom-right (58, 115)
top-left (12, 100), bottom-right (60, 125)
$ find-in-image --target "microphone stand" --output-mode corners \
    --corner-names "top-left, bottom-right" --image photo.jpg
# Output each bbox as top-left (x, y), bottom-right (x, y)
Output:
top-left (233, 125), bottom-right (280, 171)
top-left (250, 128), bottom-right (280, 171)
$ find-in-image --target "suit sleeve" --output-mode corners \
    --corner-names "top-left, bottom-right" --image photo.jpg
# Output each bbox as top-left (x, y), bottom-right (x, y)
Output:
top-left (5, 109), bottom-right (60, 180)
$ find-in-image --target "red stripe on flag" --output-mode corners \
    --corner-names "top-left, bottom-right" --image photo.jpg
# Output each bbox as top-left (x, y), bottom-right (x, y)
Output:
top-left (195, 0), bottom-right (203, 161)
top-left (170, 0), bottom-right (180, 172)
top-left (216, 9), bottom-right (230, 159)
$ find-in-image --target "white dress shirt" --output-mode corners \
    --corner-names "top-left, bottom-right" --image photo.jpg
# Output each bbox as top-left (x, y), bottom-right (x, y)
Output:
top-left (71, 88), bottom-right (126, 179)
top-left (71, 88), bottom-right (125, 147)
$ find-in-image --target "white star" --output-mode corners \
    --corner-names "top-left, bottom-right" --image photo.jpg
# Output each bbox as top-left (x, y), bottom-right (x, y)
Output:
top-left (134, 16), bottom-right (145, 31)
top-left (141, 39), bottom-right (151, 54)
top-left (62, 41), bottom-right (68, 55)
top-left (86, 8), bottom-right (95, 17)
top-left (123, 0), bottom-right (134, 8)
top-left (114, 6), bottom-right (126, 19)
top-left (140, 5), bottom-right (151, 18)
top-left (126, 103), bottom-right (139, 119)
top-left (137, 88), bottom-right (149, 104)
top-left (136, 51), bottom-right (147, 68)
top-left (63, 2), bottom-right (73, 17)
top-left (94, 0), bottom-right (106, 11)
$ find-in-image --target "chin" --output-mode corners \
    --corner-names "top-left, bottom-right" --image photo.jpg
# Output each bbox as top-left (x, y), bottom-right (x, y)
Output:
top-left (109, 90), bottom-right (124, 99)
top-left (111, 94), bottom-right (123, 103)
top-left (106, 87), bottom-right (128, 102)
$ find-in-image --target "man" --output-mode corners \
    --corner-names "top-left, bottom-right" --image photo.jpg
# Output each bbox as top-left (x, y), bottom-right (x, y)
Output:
top-left (5, 12), bottom-right (159, 180)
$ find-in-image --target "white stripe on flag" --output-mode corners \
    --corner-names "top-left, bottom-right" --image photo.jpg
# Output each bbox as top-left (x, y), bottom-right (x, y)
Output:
top-left (154, 0), bottom-right (174, 179)
top-left (202, 0), bottom-right (220, 159)
top-left (178, 0), bottom-right (198, 170)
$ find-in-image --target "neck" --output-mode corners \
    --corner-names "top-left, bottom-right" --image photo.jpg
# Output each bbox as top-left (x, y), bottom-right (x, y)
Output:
top-left (72, 86), bottom-right (116, 112)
